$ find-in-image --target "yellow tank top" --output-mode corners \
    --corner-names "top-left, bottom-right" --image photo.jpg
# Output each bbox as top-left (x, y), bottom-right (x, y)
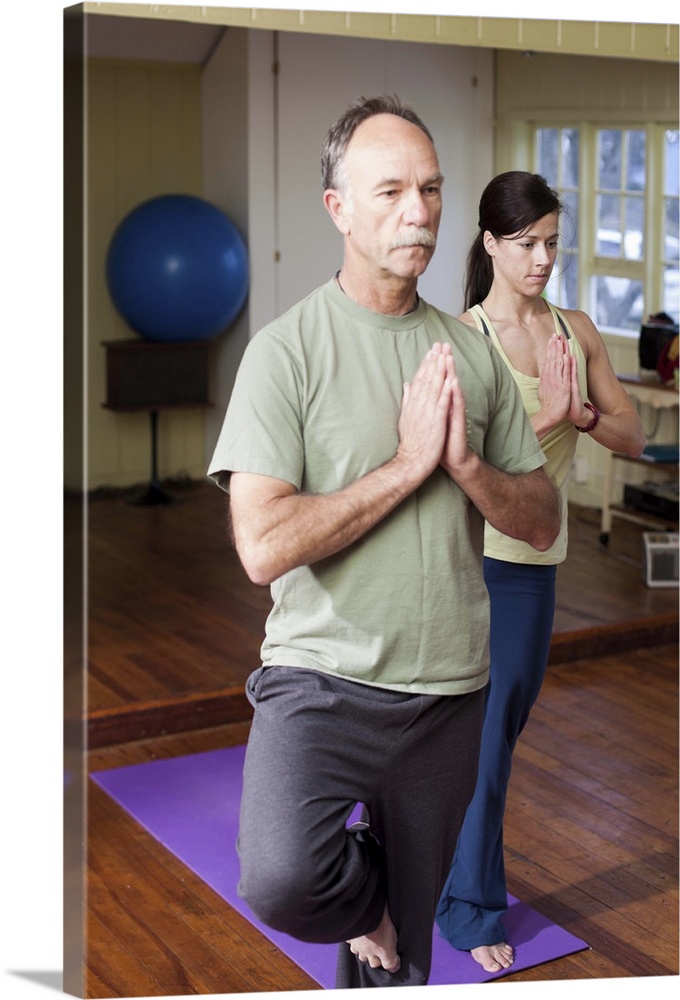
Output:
top-left (469, 302), bottom-right (588, 565)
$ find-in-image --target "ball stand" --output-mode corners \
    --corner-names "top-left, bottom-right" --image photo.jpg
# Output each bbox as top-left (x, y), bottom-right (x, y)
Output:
top-left (102, 339), bottom-right (213, 506)
top-left (125, 410), bottom-right (180, 506)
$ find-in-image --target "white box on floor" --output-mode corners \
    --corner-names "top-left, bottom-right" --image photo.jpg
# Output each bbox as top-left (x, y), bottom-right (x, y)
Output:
top-left (642, 532), bottom-right (679, 587)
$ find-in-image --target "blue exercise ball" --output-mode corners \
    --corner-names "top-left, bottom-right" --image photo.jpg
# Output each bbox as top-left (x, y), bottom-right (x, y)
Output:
top-left (106, 194), bottom-right (249, 342)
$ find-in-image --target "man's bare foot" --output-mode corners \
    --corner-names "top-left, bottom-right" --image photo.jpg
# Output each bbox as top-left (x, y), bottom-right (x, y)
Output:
top-left (346, 905), bottom-right (400, 973)
top-left (470, 942), bottom-right (514, 972)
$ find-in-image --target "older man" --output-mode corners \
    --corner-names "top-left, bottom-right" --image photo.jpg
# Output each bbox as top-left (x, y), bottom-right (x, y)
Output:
top-left (208, 95), bottom-right (560, 989)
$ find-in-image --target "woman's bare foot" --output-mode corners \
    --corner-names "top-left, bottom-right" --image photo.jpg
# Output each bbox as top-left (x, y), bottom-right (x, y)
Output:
top-left (346, 905), bottom-right (400, 973)
top-left (470, 942), bottom-right (515, 972)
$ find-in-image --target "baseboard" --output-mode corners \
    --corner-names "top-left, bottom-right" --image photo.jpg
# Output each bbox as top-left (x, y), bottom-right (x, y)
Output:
top-left (548, 612), bottom-right (678, 665)
top-left (83, 614), bottom-right (678, 748)
top-left (84, 684), bottom-right (252, 749)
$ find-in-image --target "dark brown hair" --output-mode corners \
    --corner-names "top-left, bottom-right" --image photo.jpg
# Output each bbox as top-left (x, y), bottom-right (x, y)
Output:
top-left (464, 171), bottom-right (563, 309)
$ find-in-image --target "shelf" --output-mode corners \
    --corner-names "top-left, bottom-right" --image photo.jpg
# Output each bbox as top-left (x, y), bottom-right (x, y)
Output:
top-left (599, 375), bottom-right (679, 546)
top-left (598, 503), bottom-right (678, 545)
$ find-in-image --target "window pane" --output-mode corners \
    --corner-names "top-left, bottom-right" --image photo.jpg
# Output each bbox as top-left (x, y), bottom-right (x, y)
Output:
top-left (546, 254), bottom-right (579, 310)
top-left (663, 264), bottom-right (679, 324)
top-left (537, 128), bottom-right (558, 186)
top-left (625, 130), bottom-right (646, 191)
top-left (664, 130), bottom-right (679, 197)
top-left (598, 129), bottom-right (621, 188)
top-left (624, 195), bottom-right (644, 259)
top-left (664, 198), bottom-right (679, 261)
top-left (562, 256), bottom-right (579, 310)
top-left (593, 275), bottom-right (644, 332)
top-left (562, 190), bottom-right (579, 251)
top-left (562, 129), bottom-right (579, 187)
top-left (597, 194), bottom-right (621, 256)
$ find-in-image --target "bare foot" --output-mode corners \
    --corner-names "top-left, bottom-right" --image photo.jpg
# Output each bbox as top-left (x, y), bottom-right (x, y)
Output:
top-left (346, 905), bottom-right (401, 973)
top-left (470, 943), bottom-right (515, 972)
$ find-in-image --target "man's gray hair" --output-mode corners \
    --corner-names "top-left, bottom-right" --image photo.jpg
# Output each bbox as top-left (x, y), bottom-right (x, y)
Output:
top-left (321, 95), bottom-right (434, 192)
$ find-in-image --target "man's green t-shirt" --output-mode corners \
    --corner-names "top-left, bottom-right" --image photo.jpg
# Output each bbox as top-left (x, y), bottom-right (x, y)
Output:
top-left (209, 279), bottom-right (545, 695)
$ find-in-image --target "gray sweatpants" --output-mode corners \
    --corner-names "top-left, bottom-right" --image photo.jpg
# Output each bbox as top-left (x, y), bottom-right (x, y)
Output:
top-left (237, 665), bottom-right (484, 988)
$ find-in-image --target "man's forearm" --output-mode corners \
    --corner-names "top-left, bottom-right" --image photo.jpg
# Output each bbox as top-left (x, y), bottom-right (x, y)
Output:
top-left (230, 454), bottom-right (425, 586)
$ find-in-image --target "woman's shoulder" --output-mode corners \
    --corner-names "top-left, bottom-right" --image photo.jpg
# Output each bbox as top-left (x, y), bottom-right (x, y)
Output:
top-left (549, 303), bottom-right (597, 334)
top-left (549, 303), bottom-right (602, 352)
top-left (456, 308), bottom-right (479, 329)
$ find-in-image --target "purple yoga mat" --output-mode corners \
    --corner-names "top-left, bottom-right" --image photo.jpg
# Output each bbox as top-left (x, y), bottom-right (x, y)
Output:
top-left (91, 744), bottom-right (588, 988)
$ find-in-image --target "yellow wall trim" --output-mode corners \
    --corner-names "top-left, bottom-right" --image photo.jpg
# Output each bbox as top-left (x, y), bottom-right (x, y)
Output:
top-left (83, 5), bottom-right (679, 63)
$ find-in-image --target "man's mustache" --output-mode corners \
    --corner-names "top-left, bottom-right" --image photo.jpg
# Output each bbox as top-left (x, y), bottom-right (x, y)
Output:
top-left (391, 228), bottom-right (437, 249)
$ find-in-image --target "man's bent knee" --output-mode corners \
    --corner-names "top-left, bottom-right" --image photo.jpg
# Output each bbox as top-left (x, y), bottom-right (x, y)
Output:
top-left (238, 866), bottom-right (314, 935)
top-left (238, 836), bottom-right (385, 944)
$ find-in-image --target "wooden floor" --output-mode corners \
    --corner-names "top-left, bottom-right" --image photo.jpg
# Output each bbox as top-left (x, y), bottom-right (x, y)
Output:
top-left (85, 645), bottom-right (678, 995)
top-left (75, 479), bottom-right (679, 995)
top-left (70, 479), bottom-right (678, 747)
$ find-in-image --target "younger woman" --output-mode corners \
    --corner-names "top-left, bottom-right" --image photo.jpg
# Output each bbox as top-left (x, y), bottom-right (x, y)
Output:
top-left (436, 171), bottom-right (645, 973)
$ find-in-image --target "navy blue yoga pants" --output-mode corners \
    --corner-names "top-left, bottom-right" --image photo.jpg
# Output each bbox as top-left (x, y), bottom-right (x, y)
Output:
top-left (237, 665), bottom-right (485, 988)
top-left (435, 557), bottom-right (557, 950)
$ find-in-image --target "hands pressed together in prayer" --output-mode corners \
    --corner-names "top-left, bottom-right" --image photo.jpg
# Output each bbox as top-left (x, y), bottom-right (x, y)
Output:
top-left (537, 334), bottom-right (590, 430)
top-left (396, 341), bottom-right (472, 486)
top-left (397, 340), bottom-right (561, 551)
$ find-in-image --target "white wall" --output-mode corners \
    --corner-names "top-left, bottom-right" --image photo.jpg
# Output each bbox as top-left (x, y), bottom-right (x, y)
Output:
top-left (246, 28), bottom-right (279, 343)
top-left (201, 27), bottom-right (252, 450)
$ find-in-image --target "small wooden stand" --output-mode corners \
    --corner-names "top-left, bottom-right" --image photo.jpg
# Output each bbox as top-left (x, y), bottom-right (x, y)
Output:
top-left (102, 339), bottom-right (213, 505)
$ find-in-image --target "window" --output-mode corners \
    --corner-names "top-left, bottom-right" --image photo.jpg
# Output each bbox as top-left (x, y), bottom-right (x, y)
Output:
top-left (536, 127), bottom-right (580, 311)
top-left (535, 124), bottom-right (679, 334)
top-left (662, 129), bottom-right (679, 324)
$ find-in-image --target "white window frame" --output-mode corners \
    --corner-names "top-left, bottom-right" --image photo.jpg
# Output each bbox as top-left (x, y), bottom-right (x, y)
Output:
top-left (530, 118), bottom-right (679, 337)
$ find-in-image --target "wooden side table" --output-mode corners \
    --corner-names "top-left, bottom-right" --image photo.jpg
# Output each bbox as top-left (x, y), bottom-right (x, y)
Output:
top-left (102, 339), bottom-right (213, 504)
top-left (599, 375), bottom-right (679, 543)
